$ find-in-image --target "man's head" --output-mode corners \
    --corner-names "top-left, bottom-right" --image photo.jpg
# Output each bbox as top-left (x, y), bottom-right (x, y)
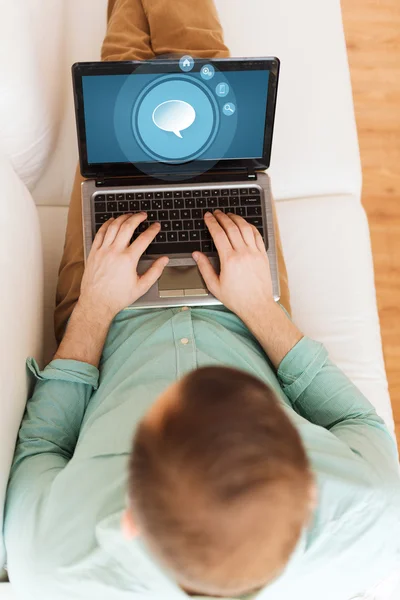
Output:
top-left (124, 367), bottom-right (314, 597)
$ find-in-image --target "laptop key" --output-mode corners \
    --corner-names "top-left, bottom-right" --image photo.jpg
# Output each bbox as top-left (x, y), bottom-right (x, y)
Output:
top-left (141, 200), bottom-right (151, 210)
top-left (247, 206), bottom-right (262, 216)
top-left (240, 188), bottom-right (249, 195)
top-left (129, 200), bottom-right (140, 211)
top-left (202, 189), bottom-right (211, 197)
top-left (174, 191), bottom-right (182, 198)
top-left (118, 201), bottom-right (128, 211)
top-left (161, 221), bottom-right (171, 231)
top-left (192, 208), bottom-right (202, 219)
top-left (174, 199), bottom-right (184, 209)
top-left (145, 192), bottom-right (154, 199)
top-left (135, 193), bottom-right (144, 200)
top-left (229, 188), bottom-right (238, 195)
top-left (241, 196), bottom-right (261, 205)
top-left (183, 190), bottom-right (192, 197)
top-left (156, 231), bottom-right (167, 243)
top-left (195, 219), bottom-right (205, 230)
top-left (95, 202), bottom-right (106, 212)
top-left (196, 198), bottom-right (207, 208)
top-left (208, 198), bottom-right (218, 208)
top-left (158, 210), bottom-right (168, 220)
top-left (172, 221), bottom-right (182, 230)
top-left (127, 193), bottom-right (135, 200)
top-left (186, 198), bottom-right (195, 208)
top-left (170, 210), bottom-right (180, 220)
top-left (190, 230), bottom-right (200, 241)
top-left (249, 188), bottom-right (261, 195)
top-left (201, 229), bottom-right (212, 240)
top-left (247, 217), bottom-right (263, 228)
top-left (117, 193), bottom-right (125, 201)
top-left (95, 194), bottom-right (105, 202)
top-left (218, 197), bottom-right (229, 207)
top-left (201, 241), bottom-right (212, 252)
top-left (193, 190), bottom-right (201, 197)
top-left (107, 194), bottom-right (115, 201)
top-left (236, 207), bottom-right (246, 217)
top-left (181, 209), bottom-right (191, 219)
top-left (147, 211), bottom-right (157, 221)
top-left (108, 201), bottom-right (117, 211)
top-left (230, 196), bottom-right (240, 206)
top-left (146, 241), bottom-right (200, 255)
top-left (163, 191), bottom-right (173, 198)
top-left (179, 231), bottom-right (189, 241)
top-left (163, 199), bottom-right (173, 209)
top-left (221, 189), bottom-right (230, 196)
top-left (183, 220), bottom-right (194, 230)
top-left (155, 192), bottom-right (163, 199)
top-left (95, 212), bottom-right (113, 223)
top-left (152, 200), bottom-right (162, 210)
top-left (212, 189), bottom-right (219, 196)
top-left (167, 231), bottom-right (178, 242)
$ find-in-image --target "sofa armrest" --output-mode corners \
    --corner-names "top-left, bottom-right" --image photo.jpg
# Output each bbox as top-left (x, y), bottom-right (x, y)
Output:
top-left (0, 2), bottom-right (65, 189)
top-left (0, 153), bottom-right (43, 570)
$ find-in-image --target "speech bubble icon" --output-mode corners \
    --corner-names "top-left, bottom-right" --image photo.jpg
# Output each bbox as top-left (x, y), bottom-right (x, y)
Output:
top-left (152, 100), bottom-right (196, 138)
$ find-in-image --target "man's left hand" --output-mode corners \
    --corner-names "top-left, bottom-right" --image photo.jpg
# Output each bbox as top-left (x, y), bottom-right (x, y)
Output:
top-left (79, 213), bottom-right (169, 319)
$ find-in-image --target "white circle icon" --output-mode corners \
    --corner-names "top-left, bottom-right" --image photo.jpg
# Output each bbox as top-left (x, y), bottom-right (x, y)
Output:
top-left (223, 102), bottom-right (236, 116)
top-left (152, 100), bottom-right (196, 139)
top-left (200, 64), bottom-right (215, 80)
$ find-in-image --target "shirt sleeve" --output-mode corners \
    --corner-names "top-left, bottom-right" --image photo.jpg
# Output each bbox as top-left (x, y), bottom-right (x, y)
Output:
top-left (277, 337), bottom-right (400, 484)
top-left (5, 357), bottom-right (99, 539)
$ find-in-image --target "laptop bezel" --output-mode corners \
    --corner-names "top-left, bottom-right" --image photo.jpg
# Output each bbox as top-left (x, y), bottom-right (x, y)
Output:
top-left (72, 57), bottom-right (280, 179)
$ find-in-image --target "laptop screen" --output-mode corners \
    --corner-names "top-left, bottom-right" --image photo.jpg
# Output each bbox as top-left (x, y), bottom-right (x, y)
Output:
top-left (73, 58), bottom-right (279, 178)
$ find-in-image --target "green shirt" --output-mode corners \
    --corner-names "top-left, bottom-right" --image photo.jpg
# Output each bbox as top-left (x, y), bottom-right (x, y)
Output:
top-left (4, 305), bottom-right (400, 600)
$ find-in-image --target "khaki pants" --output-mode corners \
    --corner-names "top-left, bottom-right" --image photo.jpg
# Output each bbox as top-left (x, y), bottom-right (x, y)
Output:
top-left (54, 0), bottom-right (291, 343)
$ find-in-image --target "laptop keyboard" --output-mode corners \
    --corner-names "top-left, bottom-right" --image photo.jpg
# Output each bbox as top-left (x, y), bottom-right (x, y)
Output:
top-left (93, 187), bottom-right (266, 255)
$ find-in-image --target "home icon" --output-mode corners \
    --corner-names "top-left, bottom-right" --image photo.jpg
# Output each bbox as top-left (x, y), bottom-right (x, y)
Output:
top-left (179, 55), bottom-right (194, 72)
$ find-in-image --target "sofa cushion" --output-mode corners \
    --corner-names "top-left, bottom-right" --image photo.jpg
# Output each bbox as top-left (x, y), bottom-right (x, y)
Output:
top-left (0, 154), bottom-right (43, 571)
top-left (0, 2), bottom-right (64, 189)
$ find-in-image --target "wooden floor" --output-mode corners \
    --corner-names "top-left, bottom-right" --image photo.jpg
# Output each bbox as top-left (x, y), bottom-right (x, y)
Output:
top-left (341, 0), bottom-right (400, 447)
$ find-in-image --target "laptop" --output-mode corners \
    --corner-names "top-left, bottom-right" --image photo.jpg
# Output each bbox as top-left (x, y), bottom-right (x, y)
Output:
top-left (72, 57), bottom-right (280, 308)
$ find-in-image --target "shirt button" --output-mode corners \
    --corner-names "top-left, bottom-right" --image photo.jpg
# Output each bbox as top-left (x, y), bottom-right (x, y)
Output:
top-left (181, 338), bottom-right (189, 345)
top-left (181, 306), bottom-right (189, 311)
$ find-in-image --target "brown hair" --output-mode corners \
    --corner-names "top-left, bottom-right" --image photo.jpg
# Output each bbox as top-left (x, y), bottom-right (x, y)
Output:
top-left (129, 366), bottom-right (313, 597)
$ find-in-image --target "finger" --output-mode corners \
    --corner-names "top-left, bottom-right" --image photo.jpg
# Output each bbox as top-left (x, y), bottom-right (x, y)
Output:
top-left (129, 221), bottom-right (162, 259)
top-left (102, 213), bottom-right (135, 246)
top-left (212, 210), bottom-right (246, 250)
top-left (91, 218), bottom-right (115, 250)
top-left (192, 251), bottom-right (220, 296)
top-left (113, 212), bottom-right (148, 249)
top-left (251, 224), bottom-right (267, 253)
top-left (225, 212), bottom-right (256, 246)
top-left (138, 256), bottom-right (170, 294)
top-left (203, 212), bottom-right (232, 255)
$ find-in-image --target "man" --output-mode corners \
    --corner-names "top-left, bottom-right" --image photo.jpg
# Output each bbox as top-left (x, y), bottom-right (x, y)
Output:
top-left (4, 1), bottom-right (400, 599)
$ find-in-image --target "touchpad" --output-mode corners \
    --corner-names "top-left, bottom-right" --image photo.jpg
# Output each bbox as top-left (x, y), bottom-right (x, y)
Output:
top-left (159, 266), bottom-right (208, 298)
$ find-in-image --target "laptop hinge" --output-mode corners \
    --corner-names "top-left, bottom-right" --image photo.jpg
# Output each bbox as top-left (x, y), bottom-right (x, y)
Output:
top-left (94, 169), bottom-right (258, 187)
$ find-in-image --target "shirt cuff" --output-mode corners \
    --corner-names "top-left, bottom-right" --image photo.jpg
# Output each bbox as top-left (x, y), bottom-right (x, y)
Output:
top-left (277, 337), bottom-right (328, 403)
top-left (27, 357), bottom-right (99, 390)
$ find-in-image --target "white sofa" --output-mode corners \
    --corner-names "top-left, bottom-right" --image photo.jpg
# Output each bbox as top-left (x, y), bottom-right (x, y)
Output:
top-left (1, 1), bottom-right (398, 598)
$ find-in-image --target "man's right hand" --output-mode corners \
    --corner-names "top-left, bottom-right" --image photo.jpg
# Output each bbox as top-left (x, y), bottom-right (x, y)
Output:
top-left (193, 209), bottom-right (303, 368)
top-left (192, 210), bottom-right (275, 322)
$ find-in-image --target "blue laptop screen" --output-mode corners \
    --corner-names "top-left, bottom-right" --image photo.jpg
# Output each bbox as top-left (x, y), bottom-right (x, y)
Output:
top-left (81, 68), bottom-right (270, 165)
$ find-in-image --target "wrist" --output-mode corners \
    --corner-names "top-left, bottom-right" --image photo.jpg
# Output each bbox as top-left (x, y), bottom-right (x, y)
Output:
top-left (54, 300), bottom-right (114, 367)
top-left (75, 297), bottom-right (115, 326)
top-left (239, 298), bottom-right (278, 328)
